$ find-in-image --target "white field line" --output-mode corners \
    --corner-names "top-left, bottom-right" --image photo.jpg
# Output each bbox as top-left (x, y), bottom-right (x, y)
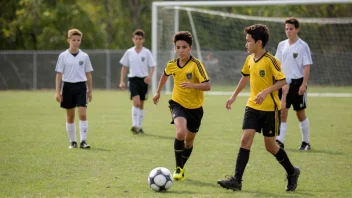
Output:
top-left (165, 92), bottom-right (352, 97)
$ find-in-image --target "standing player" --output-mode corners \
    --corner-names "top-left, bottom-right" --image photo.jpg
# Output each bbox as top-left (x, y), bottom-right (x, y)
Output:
top-left (152, 31), bottom-right (211, 181)
top-left (119, 29), bottom-right (156, 134)
top-left (55, 29), bottom-right (93, 149)
top-left (217, 24), bottom-right (300, 191)
top-left (275, 17), bottom-right (312, 150)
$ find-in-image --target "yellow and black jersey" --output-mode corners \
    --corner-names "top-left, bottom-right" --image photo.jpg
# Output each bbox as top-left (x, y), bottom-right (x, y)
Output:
top-left (242, 52), bottom-right (286, 111)
top-left (164, 56), bottom-right (209, 109)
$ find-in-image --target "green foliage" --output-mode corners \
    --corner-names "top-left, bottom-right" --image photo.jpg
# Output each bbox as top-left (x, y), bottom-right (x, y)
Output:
top-left (0, 90), bottom-right (352, 197)
top-left (0, 1), bottom-right (351, 50)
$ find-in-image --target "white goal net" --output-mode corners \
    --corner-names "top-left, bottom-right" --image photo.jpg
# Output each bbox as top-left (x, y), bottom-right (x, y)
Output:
top-left (151, 0), bottom-right (352, 94)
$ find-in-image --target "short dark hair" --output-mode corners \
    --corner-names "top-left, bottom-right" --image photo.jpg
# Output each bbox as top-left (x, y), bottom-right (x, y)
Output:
top-left (285, 17), bottom-right (300, 29)
top-left (173, 31), bottom-right (193, 46)
top-left (244, 24), bottom-right (270, 48)
top-left (133, 29), bottom-right (145, 38)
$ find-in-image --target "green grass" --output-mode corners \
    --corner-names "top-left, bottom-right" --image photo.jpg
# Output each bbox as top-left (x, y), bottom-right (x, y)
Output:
top-left (210, 85), bottom-right (352, 93)
top-left (0, 90), bottom-right (352, 197)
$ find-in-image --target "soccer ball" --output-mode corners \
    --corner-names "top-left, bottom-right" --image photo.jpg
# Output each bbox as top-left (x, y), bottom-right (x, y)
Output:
top-left (148, 167), bottom-right (173, 192)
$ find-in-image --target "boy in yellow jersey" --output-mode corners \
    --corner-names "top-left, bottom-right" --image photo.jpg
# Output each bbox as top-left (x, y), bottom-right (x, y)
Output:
top-left (217, 24), bottom-right (300, 192)
top-left (153, 31), bottom-right (211, 181)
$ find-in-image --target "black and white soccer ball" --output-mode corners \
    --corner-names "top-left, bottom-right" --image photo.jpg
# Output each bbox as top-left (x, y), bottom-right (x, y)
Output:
top-left (148, 167), bottom-right (173, 192)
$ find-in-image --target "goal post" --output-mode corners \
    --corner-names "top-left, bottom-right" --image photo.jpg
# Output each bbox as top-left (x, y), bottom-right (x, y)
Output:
top-left (151, 0), bottom-right (352, 94)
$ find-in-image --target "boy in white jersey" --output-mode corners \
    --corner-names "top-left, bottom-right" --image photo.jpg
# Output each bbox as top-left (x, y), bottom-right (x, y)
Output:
top-left (275, 17), bottom-right (313, 150)
top-left (55, 29), bottom-right (94, 149)
top-left (119, 29), bottom-right (156, 134)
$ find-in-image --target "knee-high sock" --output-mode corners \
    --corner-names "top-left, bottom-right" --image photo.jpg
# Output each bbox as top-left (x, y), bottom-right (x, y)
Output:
top-left (132, 106), bottom-right (140, 127)
top-left (276, 122), bottom-right (287, 143)
top-left (234, 148), bottom-right (250, 182)
top-left (138, 109), bottom-right (144, 128)
top-left (182, 147), bottom-right (193, 166)
top-left (174, 138), bottom-right (184, 168)
top-left (300, 118), bottom-right (310, 143)
top-left (274, 147), bottom-right (295, 175)
top-left (66, 122), bottom-right (76, 142)
top-left (79, 120), bottom-right (88, 142)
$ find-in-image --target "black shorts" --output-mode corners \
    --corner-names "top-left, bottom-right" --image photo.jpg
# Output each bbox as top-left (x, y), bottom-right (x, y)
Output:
top-left (61, 82), bottom-right (87, 109)
top-left (242, 106), bottom-right (280, 137)
top-left (168, 100), bottom-right (203, 133)
top-left (128, 77), bottom-right (148, 100)
top-left (286, 78), bottom-right (307, 111)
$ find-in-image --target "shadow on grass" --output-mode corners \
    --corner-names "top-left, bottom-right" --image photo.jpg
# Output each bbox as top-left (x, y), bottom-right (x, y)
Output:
top-left (242, 189), bottom-right (315, 197)
top-left (285, 148), bottom-right (343, 155)
top-left (184, 178), bottom-right (220, 188)
top-left (86, 147), bottom-right (112, 152)
top-left (142, 133), bottom-right (174, 140)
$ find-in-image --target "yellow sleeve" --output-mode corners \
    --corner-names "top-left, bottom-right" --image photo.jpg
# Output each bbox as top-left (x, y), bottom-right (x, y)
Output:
top-left (164, 62), bottom-right (172, 76)
top-left (194, 61), bottom-right (209, 82)
top-left (270, 57), bottom-right (286, 80)
top-left (241, 56), bottom-right (250, 76)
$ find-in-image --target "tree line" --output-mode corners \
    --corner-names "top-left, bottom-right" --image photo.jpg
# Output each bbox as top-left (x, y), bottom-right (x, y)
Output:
top-left (1, 0), bottom-right (351, 50)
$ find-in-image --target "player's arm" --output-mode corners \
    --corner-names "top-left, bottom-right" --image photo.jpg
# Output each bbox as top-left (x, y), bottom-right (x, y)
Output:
top-left (144, 66), bottom-right (155, 84)
top-left (86, 72), bottom-right (93, 102)
top-left (153, 73), bottom-right (169, 105)
top-left (55, 72), bottom-right (63, 102)
top-left (226, 75), bottom-right (249, 110)
top-left (119, 66), bottom-right (128, 89)
top-left (299, 65), bottom-right (310, 95)
top-left (255, 79), bottom-right (286, 105)
top-left (180, 81), bottom-right (210, 91)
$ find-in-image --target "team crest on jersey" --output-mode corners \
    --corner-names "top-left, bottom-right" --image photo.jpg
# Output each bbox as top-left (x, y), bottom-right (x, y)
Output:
top-left (141, 57), bottom-right (145, 62)
top-left (186, 73), bottom-right (192, 80)
top-left (293, 53), bottom-right (298, 58)
top-left (259, 70), bottom-right (265, 77)
top-left (79, 60), bottom-right (84, 65)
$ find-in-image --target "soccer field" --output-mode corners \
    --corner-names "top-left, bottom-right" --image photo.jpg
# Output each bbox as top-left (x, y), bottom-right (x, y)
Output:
top-left (0, 90), bottom-right (352, 197)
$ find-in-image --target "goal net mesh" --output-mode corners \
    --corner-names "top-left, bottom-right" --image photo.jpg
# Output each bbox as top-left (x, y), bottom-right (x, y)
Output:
top-left (155, 3), bottom-right (352, 92)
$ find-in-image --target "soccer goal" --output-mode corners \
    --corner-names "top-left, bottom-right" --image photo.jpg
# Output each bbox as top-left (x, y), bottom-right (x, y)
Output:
top-left (151, 0), bottom-right (352, 95)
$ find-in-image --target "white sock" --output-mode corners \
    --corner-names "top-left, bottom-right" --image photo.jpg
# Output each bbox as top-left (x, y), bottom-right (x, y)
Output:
top-left (138, 109), bottom-right (145, 128)
top-left (66, 122), bottom-right (76, 142)
top-left (79, 120), bottom-right (88, 142)
top-left (132, 106), bottom-right (140, 127)
top-left (300, 118), bottom-right (310, 143)
top-left (277, 122), bottom-right (288, 143)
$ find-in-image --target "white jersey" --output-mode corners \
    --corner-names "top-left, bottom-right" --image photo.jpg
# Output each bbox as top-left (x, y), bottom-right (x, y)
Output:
top-left (275, 38), bottom-right (312, 79)
top-left (55, 49), bottom-right (93, 83)
top-left (119, 47), bottom-right (156, 78)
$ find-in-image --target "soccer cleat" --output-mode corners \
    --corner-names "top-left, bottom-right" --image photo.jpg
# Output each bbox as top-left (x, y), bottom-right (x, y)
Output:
top-left (298, 141), bottom-right (311, 150)
top-left (276, 140), bottom-right (285, 149)
top-left (138, 128), bottom-right (145, 134)
top-left (286, 166), bottom-right (300, 191)
top-left (69, 141), bottom-right (77, 149)
top-left (217, 176), bottom-right (242, 191)
top-left (80, 141), bottom-right (90, 149)
top-left (130, 126), bottom-right (139, 134)
top-left (173, 166), bottom-right (185, 181)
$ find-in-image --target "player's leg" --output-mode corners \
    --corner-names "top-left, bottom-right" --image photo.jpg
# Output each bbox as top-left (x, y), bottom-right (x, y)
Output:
top-left (137, 80), bottom-right (148, 134)
top-left (263, 110), bottom-right (300, 191)
top-left (173, 116), bottom-right (187, 180)
top-left (77, 83), bottom-right (90, 149)
top-left (182, 106), bottom-right (203, 167)
top-left (169, 100), bottom-right (187, 181)
top-left (276, 88), bottom-right (292, 148)
top-left (218, 106), bottom-right (258, 191)
top-left (293, 86), bottom-right (310, 150)
top-left (129, 78), bottom-right (141, 134)
top-left (66, 108), bottom-right (77, 148)
top-left (61, 82), bottom-right (77, 148)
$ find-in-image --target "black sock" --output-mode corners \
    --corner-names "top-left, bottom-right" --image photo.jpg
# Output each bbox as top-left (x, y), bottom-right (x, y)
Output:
top-left (182, 147), bottom-right (193, 166)
top-left (174, 138), bottom-right (184, 168)
top-left (274, 147), bottom-right (295, 175)
top-left (234, 147), bottom-right (250, 183)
